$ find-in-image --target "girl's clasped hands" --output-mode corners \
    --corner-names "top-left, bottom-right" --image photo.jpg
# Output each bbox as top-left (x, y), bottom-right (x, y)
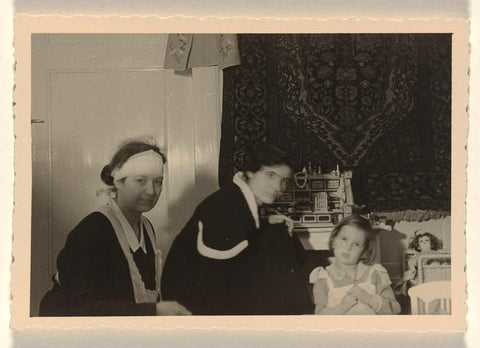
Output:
top-left (340, 285), bottom-right (376, 311)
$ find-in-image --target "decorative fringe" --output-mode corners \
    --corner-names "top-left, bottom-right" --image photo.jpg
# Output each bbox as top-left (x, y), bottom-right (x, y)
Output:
top-left (370, 210), bottom-right (450, 223)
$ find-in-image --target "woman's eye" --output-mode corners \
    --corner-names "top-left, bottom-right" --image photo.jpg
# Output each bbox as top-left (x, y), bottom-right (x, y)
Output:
top-left (154, 180), bottom-right (163, 185)
top-left (136, 179), bottom-right (145, 184)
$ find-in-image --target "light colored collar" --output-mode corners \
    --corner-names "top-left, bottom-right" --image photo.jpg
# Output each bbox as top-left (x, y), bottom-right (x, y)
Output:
top-left (108, 199), bottom-right (147, 253)
top-left (327, 259), bottom-right (369, 281)
top-left (233, 172), bottom-right (260, 228)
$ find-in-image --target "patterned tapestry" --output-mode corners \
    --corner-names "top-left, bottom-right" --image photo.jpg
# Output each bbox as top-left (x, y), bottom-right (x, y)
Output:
top-left (219, 34), bottom-right (451, 212)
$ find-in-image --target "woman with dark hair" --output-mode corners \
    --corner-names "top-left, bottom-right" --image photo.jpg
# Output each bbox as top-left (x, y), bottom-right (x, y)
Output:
top-left (161, 143), bottom-right (314, 315)
top-left (39, 140), bottom-right (191, 316)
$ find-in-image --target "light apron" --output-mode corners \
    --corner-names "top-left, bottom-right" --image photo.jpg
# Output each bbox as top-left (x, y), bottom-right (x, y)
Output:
top-left (97, 202), bottom-right (162, 304)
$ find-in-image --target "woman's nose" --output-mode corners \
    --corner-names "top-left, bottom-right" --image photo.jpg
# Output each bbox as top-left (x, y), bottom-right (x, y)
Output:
top-left (144, 181), bottom-right (155, 195)
top-left (272, 178), bottom-right (282, 192)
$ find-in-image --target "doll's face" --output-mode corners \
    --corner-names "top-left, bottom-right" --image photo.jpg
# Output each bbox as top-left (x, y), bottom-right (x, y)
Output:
top-left (418, 236), bottom-right (432, 252)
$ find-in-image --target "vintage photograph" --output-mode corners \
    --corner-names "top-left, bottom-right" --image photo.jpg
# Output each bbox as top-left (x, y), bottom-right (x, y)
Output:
top-left (12, 17), bottom-right (468, 331)
top-left (29, 32), bottom-right (453, 317)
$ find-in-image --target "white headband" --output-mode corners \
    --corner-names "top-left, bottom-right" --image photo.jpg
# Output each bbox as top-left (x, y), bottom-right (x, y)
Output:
top-left (111, 150), bottom-right (164, 181)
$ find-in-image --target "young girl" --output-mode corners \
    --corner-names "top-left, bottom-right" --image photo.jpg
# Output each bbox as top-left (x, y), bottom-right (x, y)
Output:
top-left (310, 215), bottom-right (401, 315)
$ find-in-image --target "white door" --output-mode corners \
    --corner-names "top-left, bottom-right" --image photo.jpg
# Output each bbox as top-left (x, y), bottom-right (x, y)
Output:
top-left (30, 34), bottom-right (222, 316)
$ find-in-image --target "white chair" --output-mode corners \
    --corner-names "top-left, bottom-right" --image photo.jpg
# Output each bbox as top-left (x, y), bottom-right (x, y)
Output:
top-left (408, 280), bottom-right (451, 314)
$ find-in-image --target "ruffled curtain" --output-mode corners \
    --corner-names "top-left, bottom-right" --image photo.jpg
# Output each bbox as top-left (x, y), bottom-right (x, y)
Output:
top-left (370, 210), bottom-right (450, 223)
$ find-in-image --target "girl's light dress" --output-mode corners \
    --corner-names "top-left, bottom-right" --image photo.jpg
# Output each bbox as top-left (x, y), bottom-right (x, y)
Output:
top-left (311, 261), bottom-right (401, 315)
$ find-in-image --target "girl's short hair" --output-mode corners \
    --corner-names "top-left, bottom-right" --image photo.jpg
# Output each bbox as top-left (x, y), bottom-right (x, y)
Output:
top-left (100, 139), bottom-right (166, 186)
top-left (240, 143), bottom-right (293, 173)
top-left (408, 232), bottom-right (443, 252)
top-left (329, 214), bottom-right (377, 264)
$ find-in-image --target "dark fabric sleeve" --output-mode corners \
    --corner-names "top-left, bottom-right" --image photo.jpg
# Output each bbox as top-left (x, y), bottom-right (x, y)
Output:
top-left (198, 199), bottom-right (249, 252)
top-left (41, 212), bottom-right (156, 316)
top-left (162, 209), bottom-right (248, 315)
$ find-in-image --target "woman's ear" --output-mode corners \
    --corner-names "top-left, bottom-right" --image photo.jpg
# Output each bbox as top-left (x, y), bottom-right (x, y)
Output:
top-left (113, 178), bottom-right (124, 190)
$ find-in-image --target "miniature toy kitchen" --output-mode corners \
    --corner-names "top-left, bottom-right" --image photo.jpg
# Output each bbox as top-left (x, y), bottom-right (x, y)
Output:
top-left (263, 164), bottom-right (389, 253)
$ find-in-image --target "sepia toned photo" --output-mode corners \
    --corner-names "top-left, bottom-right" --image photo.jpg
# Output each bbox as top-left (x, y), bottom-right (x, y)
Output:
top-left (12, 16), bottom-right (468, 331)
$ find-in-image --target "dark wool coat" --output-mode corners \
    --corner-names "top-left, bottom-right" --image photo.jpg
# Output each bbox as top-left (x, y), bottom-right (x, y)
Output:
top-left (161, 183), bottom-right (314, 315)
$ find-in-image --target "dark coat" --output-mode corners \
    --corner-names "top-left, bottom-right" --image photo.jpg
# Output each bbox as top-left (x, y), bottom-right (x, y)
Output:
top-left (39, 212), bottom-right (157, 316)
top-left (161, 183), bottom-right (314, 315)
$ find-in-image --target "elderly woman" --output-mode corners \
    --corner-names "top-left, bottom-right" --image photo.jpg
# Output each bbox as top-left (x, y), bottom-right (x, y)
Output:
top-left (161, 144), bottom-right (313, 315)
top-left (39, 140), bottom-right (190, 316)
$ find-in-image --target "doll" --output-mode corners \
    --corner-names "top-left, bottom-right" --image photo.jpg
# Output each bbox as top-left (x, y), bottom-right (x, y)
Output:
top-left (403, 232), bottom-right (443, 286)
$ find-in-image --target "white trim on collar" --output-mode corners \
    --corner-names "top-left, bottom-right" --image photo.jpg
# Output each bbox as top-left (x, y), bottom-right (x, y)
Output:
top-left (232, 171), bottom-right (260, 228)
top-left (108, 199), bottom-right (147, 253)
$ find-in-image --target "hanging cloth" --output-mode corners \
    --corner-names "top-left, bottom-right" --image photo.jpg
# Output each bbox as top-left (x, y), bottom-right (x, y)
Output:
top-left (164, 34), bottom-right (241, 71)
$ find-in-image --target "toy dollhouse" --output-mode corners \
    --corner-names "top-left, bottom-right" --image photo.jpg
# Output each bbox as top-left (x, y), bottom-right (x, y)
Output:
top-left (265, 165), bottom-right (356, 250)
